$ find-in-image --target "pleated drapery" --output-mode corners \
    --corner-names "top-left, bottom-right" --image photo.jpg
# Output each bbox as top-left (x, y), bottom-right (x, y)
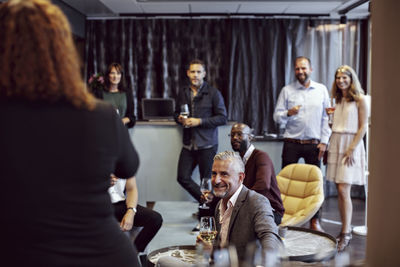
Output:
top-left (85, 18), bottom-right (368, 135)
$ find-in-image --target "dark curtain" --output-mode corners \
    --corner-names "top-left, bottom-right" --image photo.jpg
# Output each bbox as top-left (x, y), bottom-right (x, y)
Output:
top-left (227, 19), bottom-right (309, 135)
top-left (85, 18), bottom-right (368, 135)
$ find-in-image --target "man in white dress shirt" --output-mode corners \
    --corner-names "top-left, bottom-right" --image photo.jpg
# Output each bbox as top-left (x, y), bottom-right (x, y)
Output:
top-left (273, 56), bottom-right (331, 231)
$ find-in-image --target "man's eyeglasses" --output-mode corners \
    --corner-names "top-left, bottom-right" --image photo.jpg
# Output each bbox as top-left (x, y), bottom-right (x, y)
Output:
top-left (228, 132), bottom-right (249, 138)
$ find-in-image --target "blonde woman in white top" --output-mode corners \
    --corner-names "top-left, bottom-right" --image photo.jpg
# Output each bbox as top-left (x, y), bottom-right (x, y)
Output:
top-left (326, 65), bottom-right (368, 252)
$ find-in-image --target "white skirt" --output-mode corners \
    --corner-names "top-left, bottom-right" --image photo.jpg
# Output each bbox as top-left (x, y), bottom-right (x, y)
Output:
top-left (326, 132), bottom-right (366, 185)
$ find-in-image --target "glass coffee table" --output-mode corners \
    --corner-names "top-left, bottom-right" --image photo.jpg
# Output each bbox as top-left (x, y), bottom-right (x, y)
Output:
top-left (148, 245), bottom-right (197, 266)
top-left (281, 226), bottom-right (337, 262)
top-left (147, 226), bottom-right (337, 266)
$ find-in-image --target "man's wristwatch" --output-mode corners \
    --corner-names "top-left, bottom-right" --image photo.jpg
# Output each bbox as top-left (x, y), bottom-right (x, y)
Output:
top-left (127, 207), bottom-right (137, 213)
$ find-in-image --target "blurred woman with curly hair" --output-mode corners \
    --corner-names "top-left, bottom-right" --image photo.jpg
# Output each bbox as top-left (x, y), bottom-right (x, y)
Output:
top-left (0, 0), bottom-right (140, 266)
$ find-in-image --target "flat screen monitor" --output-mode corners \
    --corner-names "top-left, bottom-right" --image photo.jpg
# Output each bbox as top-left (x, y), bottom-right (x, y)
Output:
top-left (141, 98), bottom-right (175, 121)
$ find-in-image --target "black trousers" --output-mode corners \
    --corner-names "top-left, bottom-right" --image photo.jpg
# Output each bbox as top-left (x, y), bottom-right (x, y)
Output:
top-left (113, 201), bottom-right (163, 252)
top-left (177, 145), bottom-right (218, 202)
top-left (282, 141), bottom-right (323, 220)
top-left (282, 141), bottom-right (321, 168)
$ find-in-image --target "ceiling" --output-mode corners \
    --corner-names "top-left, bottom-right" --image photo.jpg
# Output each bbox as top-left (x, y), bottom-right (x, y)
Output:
top-left (58, 0), bottom-right (370, 19)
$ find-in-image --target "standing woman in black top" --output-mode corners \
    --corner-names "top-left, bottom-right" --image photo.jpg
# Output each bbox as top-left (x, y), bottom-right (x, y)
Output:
top-left (99, 63), bottom-right (162, 257)
top-left (0, 1), bottom-right (140, 266)
top-left (94, 63), bottom-right (136, 128)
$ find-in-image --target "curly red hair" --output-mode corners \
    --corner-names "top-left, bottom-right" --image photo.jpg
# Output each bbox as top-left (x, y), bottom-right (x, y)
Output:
top-left (0, 0), bottom-right (95, 109)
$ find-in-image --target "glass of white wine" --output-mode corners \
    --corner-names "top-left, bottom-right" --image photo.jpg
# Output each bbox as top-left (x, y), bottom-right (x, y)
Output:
top-left (199, 216), bottom-right (217, 244)
top-left (200, 178), bottom-right (212, 209)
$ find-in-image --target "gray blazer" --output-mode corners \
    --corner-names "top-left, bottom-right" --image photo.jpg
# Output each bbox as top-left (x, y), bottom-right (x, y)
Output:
top-left (215, 185), bottom-right (282, 261)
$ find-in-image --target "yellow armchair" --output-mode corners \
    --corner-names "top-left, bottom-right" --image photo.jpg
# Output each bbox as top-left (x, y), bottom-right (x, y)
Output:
top-left (277, 163), bottom-right (324, 227)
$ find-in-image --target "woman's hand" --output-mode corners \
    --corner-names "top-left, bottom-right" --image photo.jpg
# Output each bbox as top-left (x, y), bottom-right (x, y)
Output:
top-left (120, 210), bottom-right (135, 231)
top-left (122, 117), bottom-right (130, 125)
top-left (342, 147), bottom-right (355, 166)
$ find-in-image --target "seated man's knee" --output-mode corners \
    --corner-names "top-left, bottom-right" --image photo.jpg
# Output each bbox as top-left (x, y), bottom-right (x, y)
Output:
top-left (153, 211), bottom-right (163, 229)
top-left (142, 210), bottom-right (163, 230)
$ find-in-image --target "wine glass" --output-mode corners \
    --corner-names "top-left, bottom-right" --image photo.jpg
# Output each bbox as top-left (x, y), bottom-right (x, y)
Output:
top-left (199, 216), bottom-right (217, 244)
top-left (180, 104), bottom-right (189, 118)
top-left (200, 178), bottom-right (212, 209)
top-left (326, 98), bottom-right (336, 125)
top-left (180, 104), bottom-right (189, 128)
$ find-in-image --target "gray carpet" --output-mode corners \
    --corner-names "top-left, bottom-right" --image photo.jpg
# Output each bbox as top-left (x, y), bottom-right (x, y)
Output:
top-left (147, 201), bottom-right (199, 254)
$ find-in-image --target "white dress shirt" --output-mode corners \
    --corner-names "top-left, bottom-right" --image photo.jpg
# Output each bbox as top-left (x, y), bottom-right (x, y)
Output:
top-left (242, 144), bottom-right (255, 165)
top-left (273, 80), bottom-right (331, 144)
top-left (108, 178), bottom-right (126, 204)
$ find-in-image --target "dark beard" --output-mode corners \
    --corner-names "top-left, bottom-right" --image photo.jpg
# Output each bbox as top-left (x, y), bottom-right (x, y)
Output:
top-left (296, 73), bottom-right (309, 84)
top-left (232, 140), bottom-right (248, 154)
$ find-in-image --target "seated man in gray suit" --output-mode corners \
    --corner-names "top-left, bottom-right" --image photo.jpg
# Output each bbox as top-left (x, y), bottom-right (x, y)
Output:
top-left (157, 151), bottom-right (281, 266)
top-left (199, 151), bottom-right (282, 261)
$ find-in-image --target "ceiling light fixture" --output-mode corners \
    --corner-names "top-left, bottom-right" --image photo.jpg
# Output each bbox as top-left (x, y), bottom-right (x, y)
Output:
top-left (340, 15), bottom-right (347, 25)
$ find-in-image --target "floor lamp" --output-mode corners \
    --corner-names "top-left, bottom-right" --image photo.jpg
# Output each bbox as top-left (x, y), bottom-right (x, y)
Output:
top-left (353, 95), bottom-right (370, 236)
top-left (352, 172), bottom-right (368, 236)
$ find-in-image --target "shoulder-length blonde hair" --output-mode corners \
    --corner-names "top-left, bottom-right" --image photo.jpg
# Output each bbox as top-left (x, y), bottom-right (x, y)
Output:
top-left (331, 65), bottom-right (364, 103)
top-left (0, 0), bottom-right (95, 109)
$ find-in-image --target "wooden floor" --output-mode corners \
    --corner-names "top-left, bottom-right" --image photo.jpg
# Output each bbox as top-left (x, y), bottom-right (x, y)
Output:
top-left (147, 196), bottom-right (367, 266)
top-left (319, 197), bottom-right (367, 266)
top-left (281, 196), bottom-right (367, 266)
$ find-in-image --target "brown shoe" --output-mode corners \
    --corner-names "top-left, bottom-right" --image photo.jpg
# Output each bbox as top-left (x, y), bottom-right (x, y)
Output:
top-left (337, 232), bottom-right (352, 252)
top-left (310, 218), bottom-right (325, 232)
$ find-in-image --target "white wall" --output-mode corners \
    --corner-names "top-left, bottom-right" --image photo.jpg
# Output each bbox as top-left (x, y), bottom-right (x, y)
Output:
top-left (130, 123), bottom-right (284, 205)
